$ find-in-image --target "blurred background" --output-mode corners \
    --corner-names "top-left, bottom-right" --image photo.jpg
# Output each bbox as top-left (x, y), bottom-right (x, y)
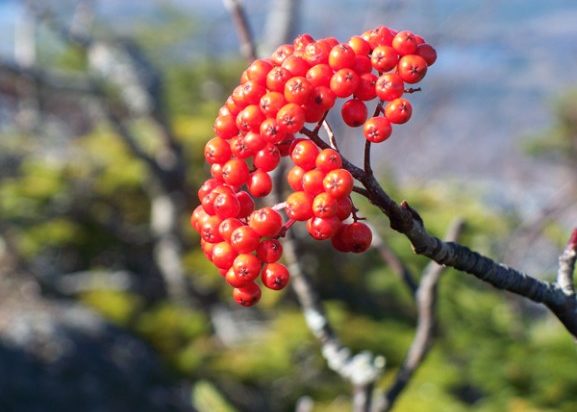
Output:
top-left (0, 0), bottom-right (576, 411)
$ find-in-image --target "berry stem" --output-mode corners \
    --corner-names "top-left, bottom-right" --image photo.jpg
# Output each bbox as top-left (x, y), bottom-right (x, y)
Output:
top-left (404, 87), bottom-right (422, 94)
top-left (277, 218), bottom-right (297, 238)
top-left (272, 201), bottom-right (287, 211)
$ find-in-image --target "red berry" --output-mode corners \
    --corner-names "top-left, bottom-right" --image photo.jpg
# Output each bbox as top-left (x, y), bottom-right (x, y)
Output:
top-left (248, 169), bottom-right (273, 197)
top-left (344, 222), bottom-right (373, 253)
top-left (363, 116), bottom-right (392, 143)
top-left (248, 207), bottom-right (283, 237)
top-left (261, 263), bottom-right (290, 290)
top-left (286, 191), bottom-right (314, 221)
top-left (260, 91), bottom-right (286, 117)
top-left (323, 169), bottom-right (354, 199)
top-left (306, 216), bottom-right (341, 240)
top-left (246, 59), bottom-right (273, 85)
top-left (416, 43), bottom-right (437, 66)
top-left (266, 66), bottom-right (292, 92)
top-left (306, 64), bottom-right (333, 88)
top-left (336, 196), bottom-right (353, 220)
top-left (271, 44), bottom-right (295, 65)
top-left (328, 44), bottom-right (356, 70)
top-left (222, 159), bottom-right (250, 186)
top-left (282, 55), bottom-right (310, 77)
top-left (254, 143), bottom-right (281, 172)
top-left (312, 192), bottom-right (338, 218)
top-left (397, 54), bottom-right (428, 84)
top-left (219, 218), bottom-right (244, 242)
top-left (375, 73), bottom-right (404, 101)
top-left (348, 36), bottom-right (372, 56)
top-left (330, 68), bottom-right (360, 98)
top-left (230, 225), bottom-right (261, 253)
top-left (277, 103), bottom-right (306, 134)
top-left (315, 148), bottom-right (342, 172)
top-left (371, 45), bottom-right (399, 72)
top-left (232, 253), bottom-right (262, 283)
top-left (214, 114), bottom-right (238, 139)
top-left (256, 239), bottom-right (283, 263)
top-left (354, 73), bottom-right (378, 101)
top-left (302, 169), bottom-right (326, 196)
top-left (341, 99), bottom-right (368, 127)
top-left (392, 31), bottom-right (418, 55)
top-left (236, 191), bottom-right (255, 218)
top-left (284, 76), bottom-right (314, 105)
top-left (384, 98), bottom-right (412, 124)
top-left (204, 137), bottom-right (232, 165)
top-left (201, 215), bottom-right (224, 243)
top-left (232, 282), bottom-right (262, 306)
top-left (291, 140), bottom-right (320, 170)
top-left (236, 104), bottom-right (265, 132)
top-left (211, 241), bottom-right (238, 269)
top-left (287, 165), bottom-right (305, 191)
top-left (213, 191), bottom-right (241, 219)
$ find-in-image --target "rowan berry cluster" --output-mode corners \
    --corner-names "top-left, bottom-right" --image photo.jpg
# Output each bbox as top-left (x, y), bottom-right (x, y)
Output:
top-left (191, 26), bottom-right (436, 306)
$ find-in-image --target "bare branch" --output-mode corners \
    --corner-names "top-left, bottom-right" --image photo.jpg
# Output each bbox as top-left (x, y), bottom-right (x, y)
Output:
top-left (370, 225), bottom-right (418, 297)
top-left (222, 0), bottom-right (258, 61)
top-left (557, 229), bottom-right (577, 296)
top-left (376, 219), bottom-right (465, 412)
top-left (323, 120), bottom-right (339, 151)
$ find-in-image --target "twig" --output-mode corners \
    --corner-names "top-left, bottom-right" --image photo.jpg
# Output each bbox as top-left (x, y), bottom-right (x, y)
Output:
top-left (370, 225), bottom-right (418, 297)
top-left (323, 120), bottom-right (339, 151)
top-left (557, 229), bottom-right (577, 296)
top-left (363, 102), bottom-right (384, 176)
top-left (376, 219), bottom-right (465, 412)
top-left (222, 0), bottom-right (258, 61)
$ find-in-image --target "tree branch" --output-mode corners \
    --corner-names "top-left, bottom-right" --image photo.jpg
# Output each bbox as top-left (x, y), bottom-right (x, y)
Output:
top-left (222, 0), bottom-right (258, 61)
top-left (557, 229), bottom-right (577, 296)
top-left (375, 219), bottom-right (465, 412)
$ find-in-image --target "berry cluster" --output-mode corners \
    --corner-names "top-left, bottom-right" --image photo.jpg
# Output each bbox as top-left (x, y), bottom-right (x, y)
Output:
top-left (192, 26), bottom-right (436, 306)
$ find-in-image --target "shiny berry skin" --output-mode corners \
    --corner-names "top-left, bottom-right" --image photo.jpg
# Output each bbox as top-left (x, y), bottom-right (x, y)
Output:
top-left (211, 241), bottom-right (238, 270)
top-left (375, 73), bottom-right (405, 101)
top-left (248, 169), bottom-right (273, 198)
top-left (197, 178), bottom-right (220, 201)
top-left (306, 216), bottom-right (341, 240)
top-left (261, 263), bottom-right (290, 290)
top-left (331, 225), bottom-right (352, 252)
top-left (392, 31), bottom-right (418, 55)
top-left (323, 169), bottom-right (354, 199)
top-left (344, 222), bottom-right (373, 253)
top-left (287, 165), bottom-right (305, 191)
top-left (232, 253), bottom-right (262, 283)
top-left (397, 54), bottom-right (428, 84)
top-left (213, 114), bottom-right (238, 139)
top-left (232, 282), bottom-right (262, 306)
top-left (204, 137), bottom-right (231, 165)
top-left (200, 215), bottom-right (224, 244)
top-left (284, 76), bottom-right (314, 105)
top-left (266, 66), bottom-right (292, 92)
top-left (236, 191), bottom-right (255, 218)
top-left (315, 148), bottom-right (342, 172)
top-left (271, 44), bottom-right (294, 65)
top-left (385, 98), bottom-right (413, 124)
top-left (354, 73), bottom-right (377, 101)
top-left (229, 136), bottom-right (253, 159)
top-left (306, 64), bottom-right (333, 88)
top-left (254, 143), bottom-right (281, 172)
top-left (302, 169), bottom-right (326, 196)
top-left (244, 131), bottom-right (266, 152)
top-left (330, 68), bottom-right (360, 98)
top-left (341, 99), bottom-right (368, 127)
top-left (416, 43), bottom-right (437, 66)
top-left (222, 159), bottom-right (250, 186)
top-left (291, 140), bottom-right (320, 170)
top-left (282, 55), bottom-right (310, 77)
top-left (191, 205), bottom-right (210, 232)
top-left (256, 239), bottom-right (283, 263)
top-left (348, 36), bottom-right (371, 56)
top-left (236, 104), bottom-right (265, 132)
top-left (309, 86), bottom-right (336, 111)
top-left (226, 267), bottom-right (250, 288)
top-left (286, 191), bottom-right (314, 221)
top-left (362, 26), bottom-right (394, 48)
top-left (352, 55), bottom-right (372, 74)
top-left (336, 196), bottom-right (353, 220)
top-left (246, 59), bottom-right (273, 85)
top-left (219, 218), bottom-right (244, 242)
top-left (213, 191), bottom-right (241, 219)
top-left (230, 225), bottom-right (261, 253)
top-left (363, 116), bottom-right (392, 143)
top-left (248, 207), bottom-right (283, 238)
top-left (371, 45), bottom-right (399, 72)
top-left (312, 192), bottom-right (338, 218)
top-left (328, 44), bottom-right (356, 70)
top-left (260, 91), bottom-right (286, 117)
top-left (277, 103), bottom-right (306, 134)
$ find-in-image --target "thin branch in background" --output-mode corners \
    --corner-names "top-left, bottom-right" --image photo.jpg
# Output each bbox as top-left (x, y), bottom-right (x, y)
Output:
top-left (375, 218), bottom-right (465, 412)
top-left (222, 0), bottom-right (258, 61)
top-left (369, 225), bottom-right (418, 297)
top-left (557, 229), bottom-right (577, 296)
